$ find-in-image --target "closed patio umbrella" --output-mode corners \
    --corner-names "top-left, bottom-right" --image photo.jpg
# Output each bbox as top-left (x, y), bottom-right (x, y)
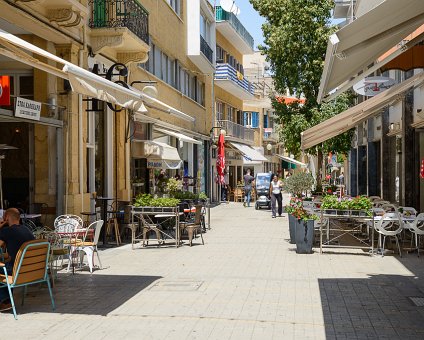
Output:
top-left (216, 133), bottom-right (225, 184)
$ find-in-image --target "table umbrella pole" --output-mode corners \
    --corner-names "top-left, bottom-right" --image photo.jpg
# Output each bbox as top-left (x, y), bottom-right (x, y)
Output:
top-left (0, 156), bottom-right (4, 210)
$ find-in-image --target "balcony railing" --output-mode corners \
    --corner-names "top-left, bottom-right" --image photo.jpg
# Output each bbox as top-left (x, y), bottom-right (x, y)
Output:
top-left (263, 131), bottom-right (279, 141)
top-left (215, 6), bottom-right (254, 50)
top-left (216, 120), bottom-right (254, 142)
top-left (200, 35), bottom-right (213, 64)
top-left (215, 63), bottom-right (254, 95)
top-left (89, 0), bottom-right (149, 45)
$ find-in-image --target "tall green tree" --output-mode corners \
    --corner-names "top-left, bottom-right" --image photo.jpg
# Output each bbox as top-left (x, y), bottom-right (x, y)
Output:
top-left (250, 0), bottom-right (353, 157)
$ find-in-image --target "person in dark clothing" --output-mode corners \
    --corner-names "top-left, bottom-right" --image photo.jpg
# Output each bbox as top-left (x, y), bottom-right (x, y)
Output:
top-left (0, 208), bottom-right (35, 311)
top-left (243, 169), bottom-right (255, 207)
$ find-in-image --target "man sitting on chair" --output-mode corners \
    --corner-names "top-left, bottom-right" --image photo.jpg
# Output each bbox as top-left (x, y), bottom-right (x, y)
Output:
top-left (0, 208), bottom-right (35, 311)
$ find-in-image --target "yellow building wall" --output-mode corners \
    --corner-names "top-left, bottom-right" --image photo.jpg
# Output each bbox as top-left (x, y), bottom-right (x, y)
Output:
top-left (216, 31), bottom-right (243, 63)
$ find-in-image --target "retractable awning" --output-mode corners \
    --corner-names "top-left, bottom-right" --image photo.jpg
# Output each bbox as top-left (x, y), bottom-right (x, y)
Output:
top-left (318, 0), bottom-right (424, 103)
top-left (275, 154), bottom-right (306, 168)
top-left (0, 29), bottom-right (194, 122)
top-left (229, 142), bottom-right (268, 162)
top-left (154, 127), bottom-right (202, 145)
top-left (303, 70), bottom-right (424, 150)
top-left (131, 140), bottom-right (182, 169)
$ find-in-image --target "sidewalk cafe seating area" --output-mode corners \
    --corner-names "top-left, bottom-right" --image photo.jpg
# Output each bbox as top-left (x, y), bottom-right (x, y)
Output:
top-left (310, 194), bottom-right (424, 256)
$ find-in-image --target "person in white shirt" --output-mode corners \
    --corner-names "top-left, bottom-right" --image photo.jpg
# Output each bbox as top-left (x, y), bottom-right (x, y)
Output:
top-left (269, 175), bottom-right (283, 218)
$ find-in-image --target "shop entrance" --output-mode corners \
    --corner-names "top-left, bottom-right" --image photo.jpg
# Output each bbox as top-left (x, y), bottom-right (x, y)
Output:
top-left (0, 122), bottom-right (31, 210)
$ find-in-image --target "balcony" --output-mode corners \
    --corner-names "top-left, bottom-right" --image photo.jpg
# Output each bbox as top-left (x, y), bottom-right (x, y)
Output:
top-left (200, 35), bottom-right (214, 64)
top-left (215, 63), bottom-right (254, 100)
top-left (216, 120), bottom-right (254, 143)
top-left (215, 6), bottom-right (254, 54)
top-left (263, 129), bottom-right (279, 142)
top-left (88, 0), bottom-right (150, 64)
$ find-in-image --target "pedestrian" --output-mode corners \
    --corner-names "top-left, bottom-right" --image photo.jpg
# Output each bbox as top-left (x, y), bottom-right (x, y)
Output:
top-left (243, 169), bottom-right (254, 207)
top-left (269, 175), bottom-right (283, 218)
top-left (0, 208), bottom-right (35, 311)
top-left (339, 172), bottom-right (344, 186)
top-left (221, 169), bottom-right (229, 202)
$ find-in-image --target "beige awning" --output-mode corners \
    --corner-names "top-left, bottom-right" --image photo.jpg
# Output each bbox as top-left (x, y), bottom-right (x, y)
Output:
top-left (131, 141), bottom-right (182, 169)
top-left (318, 0), bottom-right (424, 103)
top-left (154, 127), bottom-right (202, 145)
top-left (229, 142), bottom-right (268, 162)
top-left (0, 29), bottom-right (194, 122)
top-left (303, 70), bottom-right (424, 150)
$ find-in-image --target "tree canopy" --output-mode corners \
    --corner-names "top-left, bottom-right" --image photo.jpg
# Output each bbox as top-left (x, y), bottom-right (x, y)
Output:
top-left (250, 0), bottom-right (354, 156)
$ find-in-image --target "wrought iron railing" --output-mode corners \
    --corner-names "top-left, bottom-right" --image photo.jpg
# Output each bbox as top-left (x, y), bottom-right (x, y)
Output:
top-left (216, 120), bottom-right (254, 142)
top-left (89, 0), bottom-right (149, 45)
top-left (215, 6), bottom-right (254, 50)
top-left (200, 35), bottom-right (213, 64)
top-left (215, 63), bottom-right (254, 95)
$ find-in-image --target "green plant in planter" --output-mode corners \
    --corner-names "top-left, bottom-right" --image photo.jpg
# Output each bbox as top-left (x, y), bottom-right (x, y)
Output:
top-left (172, 190), bottom-right (197, 200)
top-left (149, 197), bottom-right (180, 207)
top-left (283, 172), bottom-right (315, 197)
top-left (285, 197), bottom-right (318, 221)
top-left (166, 178), bottom-right (182, 196)
top-left (348, 196), bottom-right (372, 211)
top-left (134, 193), bottom-right (153, 207)
top-left (198, 192), bottom-right (208, 201)
top-left (321, 195), bottom-right (339, 210)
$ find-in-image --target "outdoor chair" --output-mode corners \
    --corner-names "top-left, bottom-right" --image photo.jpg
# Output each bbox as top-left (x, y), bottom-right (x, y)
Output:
top-left (106, 201), bottom-right (121, 246)
top-left (69, 220), bottom-right (104, 273)
top-left (233, 188), bottom-right (244, 202)
top-left (381, 203), bottom-right (398, 213)
top-left (0, 239), bottom-right (55, 320)
top-left (138, 213), bottom-right (162, 247)
top-left (374, 212), bottom-right (403, 257)
top-left (368, 196), bottom-right (381, 201)
top-left (54, 214), bottom-right (83, 233)
top-left (372, 200), bottom-right (390, 208)
top-left (179, 204), bottom-right (204, 247)
top-left (403, 213), bottom-right (424, 257)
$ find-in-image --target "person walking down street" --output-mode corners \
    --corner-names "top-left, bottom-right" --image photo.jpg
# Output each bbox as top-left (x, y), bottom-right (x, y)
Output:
top-left (221, 169), bottom-right (229, 202)
top-left (270, 175), bottom-right (283, 218)
top-left (0, 208), bottom-right (35, 311)
top-left (243, 169), bottom-right (254, 207)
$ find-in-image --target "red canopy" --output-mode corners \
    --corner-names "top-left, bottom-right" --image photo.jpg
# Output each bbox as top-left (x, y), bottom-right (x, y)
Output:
top-left (216, 133), bottom-right (225, 184)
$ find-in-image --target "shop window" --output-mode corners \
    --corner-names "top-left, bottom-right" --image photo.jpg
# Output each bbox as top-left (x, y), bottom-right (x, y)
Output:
top-left (0, 73), bottom-right (34, 111)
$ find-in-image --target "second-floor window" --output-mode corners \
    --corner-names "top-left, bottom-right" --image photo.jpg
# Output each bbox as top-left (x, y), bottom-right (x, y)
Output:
top-left (167, 0), bottom-right (181, 16)
top-left (227, 105), bottom-right (235, 122)
top-left (216, 44), bottom-right (244, 75)
top-left (200, 13), bottom-right (211, 44)
top-left (216, 101), bottom-right (224, 121)
top-left (244, 111), bottom-right (259, 128)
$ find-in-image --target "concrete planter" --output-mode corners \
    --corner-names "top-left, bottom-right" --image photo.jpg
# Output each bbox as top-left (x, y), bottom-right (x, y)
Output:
top-left (288, 214), bottom-right (296, 244)
top-left (295, 219), bottom-right (315, 254)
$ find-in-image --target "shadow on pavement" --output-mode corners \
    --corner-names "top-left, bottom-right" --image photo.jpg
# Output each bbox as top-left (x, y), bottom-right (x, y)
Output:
top-left (11, 273), bottom-right (162, 316)
top-left (319, 274), bottom-right (424, 338)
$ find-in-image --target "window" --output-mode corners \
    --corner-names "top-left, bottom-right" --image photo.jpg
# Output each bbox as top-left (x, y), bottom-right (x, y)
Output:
top-left (168, 0), bottom-right (181, 16)
top-left (227, 106), bottom-right (234, 122)
top-left (243, 112), bottom-right (259, 128)
top-left (216, 101), bottom-right (224, 121)
top-left (161, 53), bottom-right (168, 82)
top-left (153, 44), bottom-right (162, 79)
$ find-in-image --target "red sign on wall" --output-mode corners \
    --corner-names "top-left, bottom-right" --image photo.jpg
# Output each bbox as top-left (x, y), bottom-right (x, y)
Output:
top-left (0, 75), bottom-right (10, 106)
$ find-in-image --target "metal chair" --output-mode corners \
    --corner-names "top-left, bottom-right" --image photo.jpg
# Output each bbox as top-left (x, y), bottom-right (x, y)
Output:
top-left (179, 204), bottom-right (204, 247)
top-left (69, 220), bottom-right (104, 273)
top-left (0, 239), bottom-right (55, 319)
top-left (374, 212), bottom-right (403, 257)
top-left (402, 213), bottom-right (424, 256)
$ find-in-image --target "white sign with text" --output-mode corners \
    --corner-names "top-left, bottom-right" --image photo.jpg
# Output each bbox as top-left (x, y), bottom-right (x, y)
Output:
top-left (15, 97), bottom-right (41, 121)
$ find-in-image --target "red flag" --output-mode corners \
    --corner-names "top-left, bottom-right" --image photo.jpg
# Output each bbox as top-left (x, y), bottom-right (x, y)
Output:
top-left (0, 76), bottom-right (10, 106)
top-left (216, 133), bottom-right (225, 184)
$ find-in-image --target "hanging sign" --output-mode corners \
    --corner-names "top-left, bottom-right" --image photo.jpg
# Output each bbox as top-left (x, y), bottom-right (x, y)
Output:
top-left (353, 76), bottom-right (397, 96)
top-left (0, 76), bottom-right (10, 106)
top-left (15, 97), bottom-right (41, 121)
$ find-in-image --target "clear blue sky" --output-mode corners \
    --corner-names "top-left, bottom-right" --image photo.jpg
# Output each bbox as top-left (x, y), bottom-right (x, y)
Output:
top-left (237, 1), bottom-right (265, 49)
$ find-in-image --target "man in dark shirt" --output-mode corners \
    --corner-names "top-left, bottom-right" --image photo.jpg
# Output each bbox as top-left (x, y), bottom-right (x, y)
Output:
top-left (0, 208), bottom-right (35, 311)
top-left (243, 169), bottom-right (255, 207)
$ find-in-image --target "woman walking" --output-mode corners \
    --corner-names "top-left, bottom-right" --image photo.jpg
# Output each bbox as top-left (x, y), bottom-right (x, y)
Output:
top-left (269, 175), bottom-right (283, 218)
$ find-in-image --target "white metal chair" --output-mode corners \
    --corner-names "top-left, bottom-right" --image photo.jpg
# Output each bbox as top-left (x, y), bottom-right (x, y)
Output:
top-left (402, 213), bottom-right (424, 256)
top-left (69, 220), bottom-right (104, 273)
top-left (54, 214), bottom-right (83, 233)
top-left (381, 203), bottom-right (398, 212)
top-left (374, 212), bottom-right (403, 257)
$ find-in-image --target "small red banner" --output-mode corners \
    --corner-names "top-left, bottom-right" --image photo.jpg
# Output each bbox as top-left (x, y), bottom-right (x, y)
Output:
top-left (0, 75), bottom-right (10, 106)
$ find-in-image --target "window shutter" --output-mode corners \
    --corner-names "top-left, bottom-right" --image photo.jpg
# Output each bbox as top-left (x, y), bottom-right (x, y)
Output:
top-left (253, 112), bottom-right (259, 128)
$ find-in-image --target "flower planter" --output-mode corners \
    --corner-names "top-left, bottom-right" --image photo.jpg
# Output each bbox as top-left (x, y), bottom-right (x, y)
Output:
top-left (295, 219), bottom-right (315, 254)
top-left (338, 210), bottom-right (350, 216)
top-left (288, 214), bottom-right (296, 244)
top-left (324, 209), bottom-right (337, 215)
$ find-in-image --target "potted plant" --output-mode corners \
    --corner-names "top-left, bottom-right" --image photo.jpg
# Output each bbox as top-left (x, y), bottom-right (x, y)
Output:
top-left (321, 195), bottom-right (339, 215)
top-left (293, 205), bottom-right (318, 254)
top-left (283, 172), bottom-right (315, 198)
top-left (285, 197), bottom-right (302, 244)
top-left (348, 196), bottom-right (372, 216)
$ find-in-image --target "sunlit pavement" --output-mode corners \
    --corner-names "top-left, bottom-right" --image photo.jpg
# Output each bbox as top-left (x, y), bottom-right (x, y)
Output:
top-left (2, 196), bottom-right (424, 339)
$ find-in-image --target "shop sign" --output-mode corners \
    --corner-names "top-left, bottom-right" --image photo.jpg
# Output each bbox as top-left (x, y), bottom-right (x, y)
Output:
top-left (15, 97), bottom-right (41, 121)
top-left (147, 160), bottom-right (163, 168)
top-left (353, 76), bottom-right (397, 96)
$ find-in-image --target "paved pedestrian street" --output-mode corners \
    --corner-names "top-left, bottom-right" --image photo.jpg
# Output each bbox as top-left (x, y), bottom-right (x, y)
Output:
top-left (2, 201), bottom-right (424, 339)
